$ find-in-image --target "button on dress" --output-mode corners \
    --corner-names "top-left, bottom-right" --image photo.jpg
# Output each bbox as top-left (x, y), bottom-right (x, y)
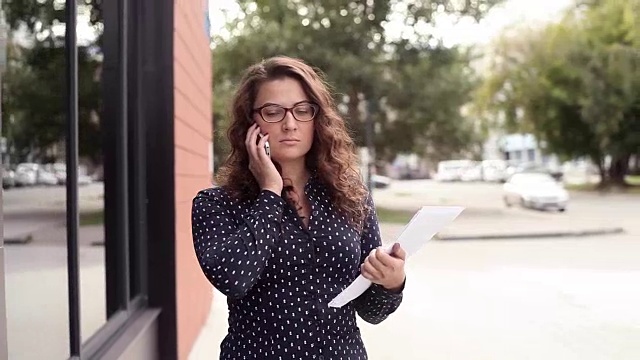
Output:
top-left (191, 175), bottom-right (403, 359)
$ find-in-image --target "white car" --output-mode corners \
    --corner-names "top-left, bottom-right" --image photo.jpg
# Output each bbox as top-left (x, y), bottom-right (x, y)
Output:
top-left (503, 172), bottom-right (569, 211)
top-left (460, 165), bottom-right (483, 182)
top-left (37, 169), bottom-right (59, 186)
top-left (371, 174), bottom-right (392, 189)
top-left (15, 163), bottom-right (39, 186)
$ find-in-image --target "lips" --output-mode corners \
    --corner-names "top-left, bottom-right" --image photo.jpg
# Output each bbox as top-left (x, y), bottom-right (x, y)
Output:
top-left (279, 139), bottom-right (300, 143)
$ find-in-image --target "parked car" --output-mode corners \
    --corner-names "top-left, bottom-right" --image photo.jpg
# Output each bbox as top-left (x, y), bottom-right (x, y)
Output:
top-left (435, 160), bottom-right (476, 182)
top-left (3, 168), bottom-right (16, 189)
top-left (481, 159), bottom-right (508, 182)
top-left (503, 172), bottom-right (569, 212)
top-left (371, 174), bottom-right (392, 189)
top-left (460, 165), bottom-right (483, 182)
top-left (37, 169), bottom-right (59, 186)
top-left (15, 163), bottom-right (39, 186)
top-left (51, 162), bottom-right (67, 184)
top-left (505, 162), bottom-right (563, 182)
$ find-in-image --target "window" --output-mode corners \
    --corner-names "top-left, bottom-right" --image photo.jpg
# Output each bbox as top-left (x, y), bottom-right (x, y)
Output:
top-left (2, 0), bottom-right (180, 356)
top-left (2, 0), bottom-right (176, 358)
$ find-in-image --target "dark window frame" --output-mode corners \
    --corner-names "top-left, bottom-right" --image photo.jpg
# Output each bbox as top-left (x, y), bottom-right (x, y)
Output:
top-left (63, 0), bottom-right (176, 357)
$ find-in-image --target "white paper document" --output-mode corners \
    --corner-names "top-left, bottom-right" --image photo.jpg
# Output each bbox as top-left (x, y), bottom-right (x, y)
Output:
top-left (328, 206), bottom-right (464, 308)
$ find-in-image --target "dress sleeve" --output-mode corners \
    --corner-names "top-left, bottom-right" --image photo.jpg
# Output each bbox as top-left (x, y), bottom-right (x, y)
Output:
top-left (352, 194), bottom-right (405, 324)
top-left (191, 188), bottom-right (286, 299)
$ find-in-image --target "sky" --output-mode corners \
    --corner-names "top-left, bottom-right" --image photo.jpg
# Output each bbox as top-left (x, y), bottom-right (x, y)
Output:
top-left (427, 0), bottom-right (575, 47)
top-left (20, 0), bottom-right (576, 50)
top-left (207, 0), bottom-right (576, 47)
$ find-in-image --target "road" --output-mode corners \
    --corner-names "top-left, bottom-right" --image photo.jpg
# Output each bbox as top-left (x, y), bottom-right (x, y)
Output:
top-left (3, 182), bottom-right (104, 242)
top-left (3, 182), bottom-right (104, 212)
top-left (5, 179), bottom-right (638, 242)
top-left (372, 179), bottom-right (640, 236)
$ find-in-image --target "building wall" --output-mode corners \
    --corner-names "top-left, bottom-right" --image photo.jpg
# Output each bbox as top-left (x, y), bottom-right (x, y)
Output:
top-left (173, 0), bottom-right (213, 358)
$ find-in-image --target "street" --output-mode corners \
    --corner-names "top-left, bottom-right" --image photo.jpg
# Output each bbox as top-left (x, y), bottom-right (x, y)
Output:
top-left (3, 180), bottom-right (640, 359)
top-left (373, 179), bottom-right (639, 237)
top-left (3, 182), bottom-right (104, 213)
top-left (3, 182), bottom-right (104, 243)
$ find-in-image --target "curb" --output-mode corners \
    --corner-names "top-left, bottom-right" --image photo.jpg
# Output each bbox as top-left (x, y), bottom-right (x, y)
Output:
top-left (4, 235), bottom-right (33, 245)
top-left (436, 227), bottom-right (625, 241)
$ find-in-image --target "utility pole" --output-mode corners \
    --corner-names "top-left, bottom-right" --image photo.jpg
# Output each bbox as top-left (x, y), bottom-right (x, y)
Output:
top-left (364, 97), bottom-right (376, 192)
top-left (0, 8), bottom-right (6, 165)
top-left (0, 5), bottom-right (9, 360)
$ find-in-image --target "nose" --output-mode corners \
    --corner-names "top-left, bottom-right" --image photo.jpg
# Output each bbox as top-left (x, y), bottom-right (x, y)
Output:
top-left (282, 110), bottom-right (298, 131)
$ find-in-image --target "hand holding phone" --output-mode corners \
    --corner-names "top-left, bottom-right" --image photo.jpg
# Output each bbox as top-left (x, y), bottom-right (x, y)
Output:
top-left (247, 124), bottom-right (281, 194)
top-left (259, 133), bottom-right (271, 158)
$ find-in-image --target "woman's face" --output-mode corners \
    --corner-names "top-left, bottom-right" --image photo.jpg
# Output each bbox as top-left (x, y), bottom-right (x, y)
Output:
top-left (252, 77), bottom-right (316, 165)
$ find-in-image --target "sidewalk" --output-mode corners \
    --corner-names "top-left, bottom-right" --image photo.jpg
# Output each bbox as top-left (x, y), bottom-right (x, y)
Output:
top-left (189, 221), bottom-right (640, 360)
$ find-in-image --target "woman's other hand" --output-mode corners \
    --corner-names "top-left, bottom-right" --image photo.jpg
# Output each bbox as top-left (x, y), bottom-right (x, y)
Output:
top-left (245, 123), bottom-right (283, 195)
top-left (361, 243), bottom-right (407, 292)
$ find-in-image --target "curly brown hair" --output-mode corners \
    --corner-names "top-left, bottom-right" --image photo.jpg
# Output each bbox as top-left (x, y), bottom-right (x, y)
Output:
top-left (216, 56), bottom-right (369, 227)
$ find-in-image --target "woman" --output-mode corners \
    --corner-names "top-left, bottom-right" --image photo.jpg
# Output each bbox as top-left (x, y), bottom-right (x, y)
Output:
top-left (191, 56), bottom-right (407, 359)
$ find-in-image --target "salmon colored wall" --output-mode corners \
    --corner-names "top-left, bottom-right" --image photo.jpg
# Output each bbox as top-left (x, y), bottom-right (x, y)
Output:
top-left (173, 0), bottom-right (213, 358)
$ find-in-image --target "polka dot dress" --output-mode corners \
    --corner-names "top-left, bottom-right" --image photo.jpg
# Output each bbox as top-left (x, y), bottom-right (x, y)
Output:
top-left (191, 175), bottom-right (404, 359)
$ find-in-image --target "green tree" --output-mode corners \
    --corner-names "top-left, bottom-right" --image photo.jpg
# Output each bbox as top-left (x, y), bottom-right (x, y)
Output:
top-left (2, 0), bottom-right (103, 163)
top-left (476, 0), bottom-right (640, 187)
top-left (211, 0), bottom-right (503, 167)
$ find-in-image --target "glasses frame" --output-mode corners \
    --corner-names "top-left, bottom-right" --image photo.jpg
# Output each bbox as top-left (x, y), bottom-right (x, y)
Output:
top-left (252, 101), bottom-right (320, 123)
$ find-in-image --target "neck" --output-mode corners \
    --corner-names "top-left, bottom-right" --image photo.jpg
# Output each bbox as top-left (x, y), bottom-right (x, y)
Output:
top-left (279, 160), bottom-right (310, 190)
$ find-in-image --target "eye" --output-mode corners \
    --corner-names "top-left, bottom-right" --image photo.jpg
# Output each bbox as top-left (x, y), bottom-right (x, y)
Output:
top-left (263, 106), bottom-right (284, 116)
top-left (294, 104), bottom-right (314, 115)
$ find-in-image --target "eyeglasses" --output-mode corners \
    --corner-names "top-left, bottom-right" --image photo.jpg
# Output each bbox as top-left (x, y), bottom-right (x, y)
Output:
top-left (252, 101), bottom-right (319, 123)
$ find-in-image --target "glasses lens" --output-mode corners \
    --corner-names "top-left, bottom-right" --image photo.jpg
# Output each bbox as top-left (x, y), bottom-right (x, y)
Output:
top-left (261, 105), bottom-right (285, 122)
top-left (293, 103), bottom-right (317, 121)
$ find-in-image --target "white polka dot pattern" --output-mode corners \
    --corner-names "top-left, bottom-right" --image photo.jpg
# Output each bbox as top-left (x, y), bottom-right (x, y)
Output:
top-left (191, 175), bottom-right (403, 359)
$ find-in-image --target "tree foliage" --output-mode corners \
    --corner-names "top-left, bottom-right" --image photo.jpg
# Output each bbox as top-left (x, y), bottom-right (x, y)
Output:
top-left (211, 0), bottom-right (503, 167)
top-left (476, 0), bottom-right (640, 186)
top-left (2, 0), bottom-right (103, 163)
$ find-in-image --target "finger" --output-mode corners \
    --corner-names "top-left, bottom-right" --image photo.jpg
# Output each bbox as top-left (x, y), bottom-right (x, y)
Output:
top-left (245, 126), bottom-right (258, 160)
top-left (375, 249), bottom-right (398, 269)
top-left (246, 125), bottom-right (260, 160)
top-left (244, 123), bottom-right (257, 148)
top-left (361, 269), bottom-right (376, 281)
top-left (374, 248), bottom-right (398, 270)
top-left (391, 243), bottom-right (407, 260)
top-left (362, 259), bottom-right (384, 280)
top-left (367, 249), bottom-right (386, 271)
top-left (256, 133), bottom-right (271, 161)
